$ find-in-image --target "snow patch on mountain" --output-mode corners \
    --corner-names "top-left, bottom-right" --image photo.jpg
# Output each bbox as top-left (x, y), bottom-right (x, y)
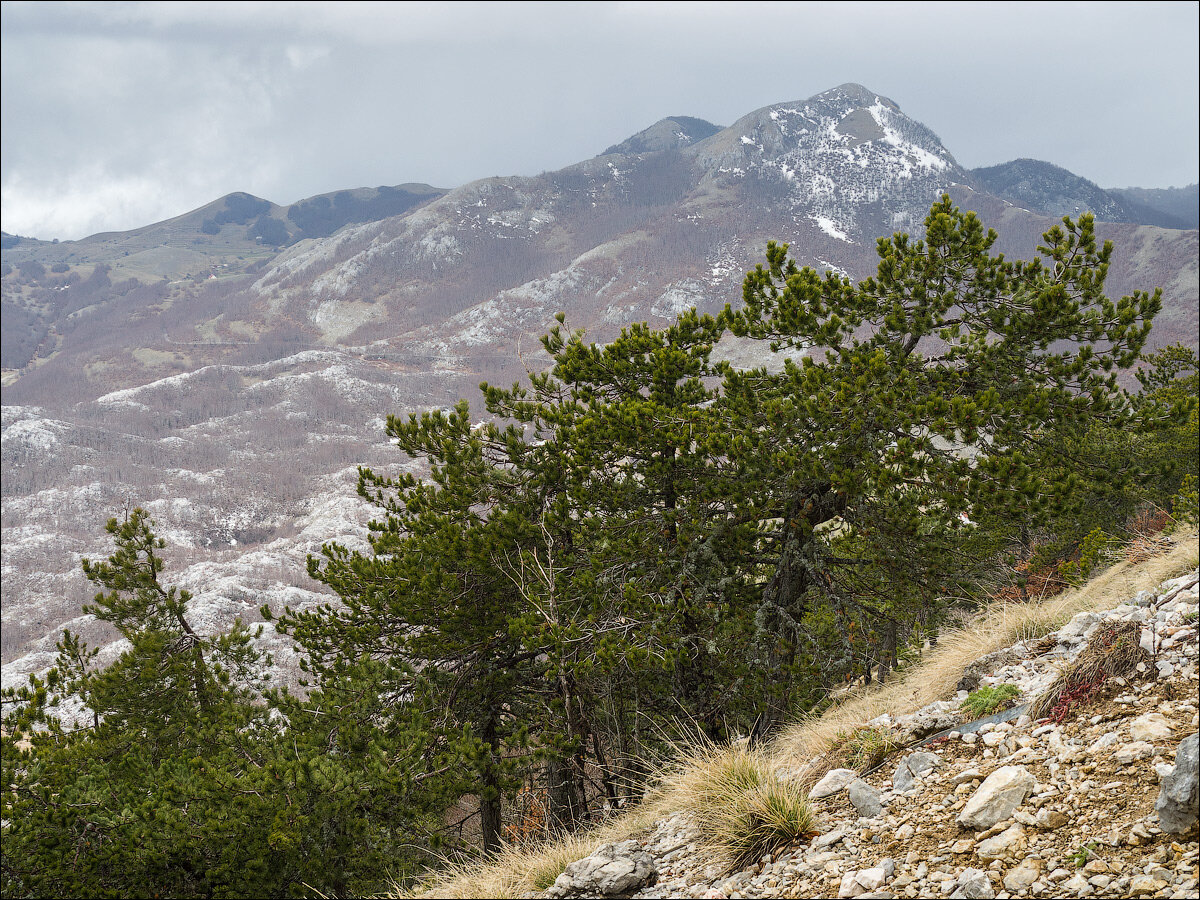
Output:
top-left (2, 416), bottom-right (67, 451)
top-left (812, 216), bottom-right (852, 243)
top-left (652, 280), bottom-right (706, 317)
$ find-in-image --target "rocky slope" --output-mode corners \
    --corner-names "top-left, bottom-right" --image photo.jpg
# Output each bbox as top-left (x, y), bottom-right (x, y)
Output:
top-left (969, 159), bottom-right (1178, 227)
top-left (541, 568), bottom-right (1200, 900)
top-left (1111, 186), bottom-right (1200, 231)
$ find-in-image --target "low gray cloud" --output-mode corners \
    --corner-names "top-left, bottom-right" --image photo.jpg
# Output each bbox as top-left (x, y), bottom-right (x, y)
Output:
top-left (3, 1), bottom-right (1197, 240)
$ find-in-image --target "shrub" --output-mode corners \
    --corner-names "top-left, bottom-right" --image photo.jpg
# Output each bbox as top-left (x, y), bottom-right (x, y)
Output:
top-left (1058, 528), bottom-right (1114, 585)
top-left (960, 684), bottom-right (1021, 718)
top-left (1170, 475), bottom-right (1199, 531)
top-left (1029, 621), bottom-right (1149, 722)
top-left (832, 726), bottom-right (901, 771)
top-left (1070, 840), bottom-right (1101, 868)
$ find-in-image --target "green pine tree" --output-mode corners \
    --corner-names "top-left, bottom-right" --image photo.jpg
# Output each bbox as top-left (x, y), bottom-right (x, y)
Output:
top-left (718, 197), bottom-right (1161, 704)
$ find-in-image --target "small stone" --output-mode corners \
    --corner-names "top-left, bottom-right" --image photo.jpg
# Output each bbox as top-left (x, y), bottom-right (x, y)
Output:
top-left (950, 867), bottom-right (995, 898)
top-left (1130, 712), bottom-right (1175, 742)
top-left (849, 779), bottom-right (884, 818)
top-left (812, 828), bottom-right (848, 850)
top-left (1115, 741), bottom-right (1156, 765)
top-left (1003, 862), bottom-right (1042, 892)
top-left (977, 823), bottom-right (1025, 860)
top-left (811, 769), bottom-right (860, 799)
top-left (893, 751), bottom-right (944, 793)
top-left (958, 766), bottom-right (1037, 830)
top-left (1062, 872), bottom-right (1093, 895)
top-left (951, 838), bottom-right (975, 854)
top-left (1127, 822), bottom-right (1154, 845)
top-left (1058, 612), bottom-right (1100, 644)
top-left (1086, 732), bottom-right (1119, 754)
top-left (838, 861), bottom-right (894, 898)
top-left (1012, 808), bottom-right (1038, 826)
top-left (1140, 628), bottom-right (1156, 654)
top-left (1129, 874), bottom-right (1169, 895)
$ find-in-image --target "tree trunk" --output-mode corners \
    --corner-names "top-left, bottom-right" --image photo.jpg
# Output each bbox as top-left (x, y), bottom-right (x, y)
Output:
top-left (480, 717), bottom-right (502, 854)
top-left (546, 757), bottom-right (582, 833)
top-left (480, 789), bottom-right (502, 855)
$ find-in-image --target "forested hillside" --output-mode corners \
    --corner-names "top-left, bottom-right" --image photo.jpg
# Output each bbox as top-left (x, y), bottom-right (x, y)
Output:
top-left (3, 198), bottom-right (1196, 898)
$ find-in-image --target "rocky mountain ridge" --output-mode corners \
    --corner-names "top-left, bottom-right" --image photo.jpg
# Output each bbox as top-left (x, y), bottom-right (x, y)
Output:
top-left (536, 567), bottom-right (1200, 900)
top-left (969, 160), bottom-right (1196, 230)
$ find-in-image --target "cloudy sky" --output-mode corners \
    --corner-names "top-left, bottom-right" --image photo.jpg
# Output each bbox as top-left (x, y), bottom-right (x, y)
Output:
top-left (2, 1), bottom-right (1197, 241)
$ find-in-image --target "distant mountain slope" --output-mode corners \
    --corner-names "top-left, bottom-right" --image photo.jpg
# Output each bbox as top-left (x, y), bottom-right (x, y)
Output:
top-left (0, 184), bottom-right (446, 283)
top-left (604, 116), bottom-right (723, 155)
top-left (1110, 184), bottom-right (1199, 229)
top-left (968, 158), bottom-right (1172, 225)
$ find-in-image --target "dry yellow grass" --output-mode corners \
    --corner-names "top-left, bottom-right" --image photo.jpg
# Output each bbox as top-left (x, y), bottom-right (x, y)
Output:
top-left (402, 529), bottom-right (1197, 899)
top-left (403, 808), bottom-right (662, 899)
top-left (771, 529), bottom-right (1197, 765)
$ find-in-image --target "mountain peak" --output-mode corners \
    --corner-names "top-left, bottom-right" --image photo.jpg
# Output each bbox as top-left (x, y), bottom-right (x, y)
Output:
top-left (604, 116), bottom-right (722, 156)
top-left (815, 82), bottom-right (898, 109)
top-left (690, 84), bottom-right (963, 240)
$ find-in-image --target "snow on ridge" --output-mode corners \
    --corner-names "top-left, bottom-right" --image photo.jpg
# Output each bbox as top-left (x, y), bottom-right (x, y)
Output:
top-left (812, 216), bottom-right (852, 243)
top-left (93, 349), bottom-right (353, 407)
top-left (1, 405), bottom-right (47, 425)
top-left (2, 416), bottom-right (66, 451)
top-left (868, 101), bottom-right (949, 172)
top-left (95, 366), bottom-right (217, 405)
top-left (816, 258), bottom-right (851, 278)
top-left (652, 280), bottom-right (706, 317)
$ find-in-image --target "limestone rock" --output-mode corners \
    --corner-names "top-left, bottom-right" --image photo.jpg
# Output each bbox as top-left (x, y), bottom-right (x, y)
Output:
top-left (811, 768), bottom-right (859, 799)
top-left (897, 701), bottom-right (961, 740)
top-left (848, 779), bottom-right (883, 818)
top-left (1035, 807), bottom-right (1068, 830)
top-left (1062, 871), bottom-right (1093, 895)
top-left (976, 823), bottom-right (1025, 860)
top-left (1057, 611), bottom-right (1101, 645)
top-left (1155, 731), bottom-right (1199, 834)
top-left (838, 858), bottom-right (894, 897)
top-left (892, 751), bottom-right (942, 793)
top-left (1115, 741), bottom-right (1156, 765)
top-left (1129, 711), bottom-right (1175, 742)
top-left (811, 827), bottom-right (848, 849)
top-left (949, 867), bottom-right (995, 899)
top-left (547, 840), bottom-right (656, 897)
top-left (1129, 873), bottom-right (1169, 895)
top-left (1003, 860), bottom-right (1041, 892)
top-left (956, 765), bottom-right (1036, 830)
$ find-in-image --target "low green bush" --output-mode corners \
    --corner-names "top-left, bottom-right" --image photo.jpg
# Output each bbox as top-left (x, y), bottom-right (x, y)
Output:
top-left (960, 683), bottom-right (1021, 718)
top-left (832, 725), bottom-right (901, 771)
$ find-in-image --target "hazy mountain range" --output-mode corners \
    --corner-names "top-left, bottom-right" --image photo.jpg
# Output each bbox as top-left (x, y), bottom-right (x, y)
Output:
top-left (3, 83), bottom-right (1197, 691)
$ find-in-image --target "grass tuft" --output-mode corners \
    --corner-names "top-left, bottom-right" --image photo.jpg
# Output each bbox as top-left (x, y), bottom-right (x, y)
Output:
top-left (1027, 620), bottom-right (1149, 722)
top-left (960, 684), bottom-right (1021, 719)
top-left (828, 725), bottom-right (901, 771)
top-left (664, 742), bottom-right (816, 870)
